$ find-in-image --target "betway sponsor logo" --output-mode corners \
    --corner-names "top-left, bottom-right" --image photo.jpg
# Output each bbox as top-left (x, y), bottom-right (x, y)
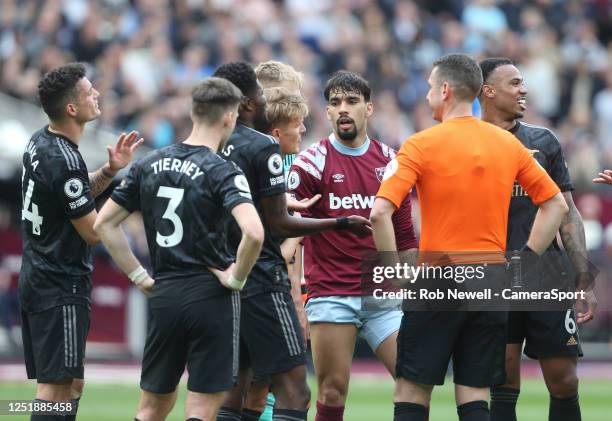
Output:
top-left (329, 193), bottom-right (375, 209)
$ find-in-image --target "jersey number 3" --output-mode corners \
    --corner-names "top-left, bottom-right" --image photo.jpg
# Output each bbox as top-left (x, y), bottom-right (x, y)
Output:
top-left (156, 186), bottom-right (184, 248)
top-left (22, 179), bottom-right (43, 235)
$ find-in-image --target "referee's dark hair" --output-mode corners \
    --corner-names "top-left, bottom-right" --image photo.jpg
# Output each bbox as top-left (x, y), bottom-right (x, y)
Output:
top-left (479, 57), bottom-right (515, 84)
top-left (432, 54), bottom-right (483, 102)
top-left (38, 62), bottom-right (86, 120)
top-left (324, 70), bottom-right (371, 102)
top-left (213, 61), bottom-right (259, 99)
top-left (191, 77), bottom-right (243, 125)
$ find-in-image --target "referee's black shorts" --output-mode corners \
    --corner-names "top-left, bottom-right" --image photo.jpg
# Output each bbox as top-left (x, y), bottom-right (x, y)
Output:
top-left (21, 304), bottom-right (90, 383)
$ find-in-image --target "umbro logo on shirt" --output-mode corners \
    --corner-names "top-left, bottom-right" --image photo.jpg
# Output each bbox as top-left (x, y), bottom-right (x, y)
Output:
top-left (332, 173), bottom-right (344, 183)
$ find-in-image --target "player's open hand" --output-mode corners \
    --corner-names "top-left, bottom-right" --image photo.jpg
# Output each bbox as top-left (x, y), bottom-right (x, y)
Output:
top-left (137, 276), bottom-right (155, 297)
top-left (107, 131), bottom-right (144, 172)
top-left (593, 169), bottom-right (612, 185)
top-left (346, 215), bottom-right (373, 237)
top-left (287, 193), bottom-right (322, 211)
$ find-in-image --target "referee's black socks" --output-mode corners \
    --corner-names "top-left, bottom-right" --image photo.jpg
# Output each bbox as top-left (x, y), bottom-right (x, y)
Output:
top-left (393, 402), bottom-right (428, 421)
top-left (490, 386), bottom-right (519, 420)
top-left (457, 400), bottom-right (489, 421)
top-left (549, 394), bottom-right (581, 421)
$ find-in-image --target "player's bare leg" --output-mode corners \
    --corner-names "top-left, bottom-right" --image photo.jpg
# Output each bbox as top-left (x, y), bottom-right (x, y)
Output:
top-left (490, 343), bottom-right (521, 421)
top-left (310, 323), bottom-right (357, 420)
top-left (374, 331), bottom-right (398, 377)
top-left (243, 381), bottom-right (271, 420)
top-left (217, 367), bottom-right (252, 419)
top-left (185, 390), bottom-right (226, 421)
top-left (454, 385), bottom-right (490, 421)
top-left (540, 356), bottom-right (581, 421)
top-left (135, 388), bottom-right (178, 421)
top-left (393, 378), bottom-right (432, 421)
top-left (64, 378), bottom-right (84, 421)
top-left (270, 363), bottom-right (310, 418)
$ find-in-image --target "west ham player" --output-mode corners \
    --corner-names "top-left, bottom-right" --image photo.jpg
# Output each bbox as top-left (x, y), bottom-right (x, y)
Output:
top-left (94, 77), bottom-right (264, 421)
top-left (371, 53), bottom-right (568, 421)
top-left (212, 62), bottom-right (371, 421)
top-left (479, 57), bottom-right (596, 421)
top-left (19, 62), bottom-right (142, 421)
top-left (287, 71), bottom-right (418, 421)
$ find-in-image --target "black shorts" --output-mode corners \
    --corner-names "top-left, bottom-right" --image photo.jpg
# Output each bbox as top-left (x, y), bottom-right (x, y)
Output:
top-left (240, 290), bottom-right (306, 378)
top-left (507, 310), bottom-right (583, 359)
top-left (396, 310), bottom-right (507, 387)
top-left (140, 282), bottom-right (240, 394)
top-left (21, 304), bottom-right (90, 383)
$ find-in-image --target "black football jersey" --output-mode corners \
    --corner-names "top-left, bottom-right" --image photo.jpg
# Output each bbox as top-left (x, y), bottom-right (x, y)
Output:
top-left (19, 126), bottom-right (96, 312)
top-left (507, 121), bottom-right (573, 251)
top-left (220, 122), bottom-right (288, 296)
top-left (112, 143), bottom-right (252, 292)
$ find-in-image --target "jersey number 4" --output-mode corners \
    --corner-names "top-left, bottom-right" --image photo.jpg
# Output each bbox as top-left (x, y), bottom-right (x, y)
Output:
top-left (22, 179), bottom-right (43, 235)
top-left (156, 186), bottom-right (184, 248)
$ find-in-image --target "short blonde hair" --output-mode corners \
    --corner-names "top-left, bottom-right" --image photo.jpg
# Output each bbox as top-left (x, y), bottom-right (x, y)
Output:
top-left (255, 61), bottom-right (304, 91)
top-left (264, 87), bottom-right (309, 128)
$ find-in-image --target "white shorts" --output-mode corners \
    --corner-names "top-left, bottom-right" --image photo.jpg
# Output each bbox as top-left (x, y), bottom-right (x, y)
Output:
top-left (305, 295), bottom-right (401, 351)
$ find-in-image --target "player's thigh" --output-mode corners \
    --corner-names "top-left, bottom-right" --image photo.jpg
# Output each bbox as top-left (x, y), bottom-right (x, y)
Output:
top-left (242, 291), bottom-right (306, 378)
top-left (396, 311), bottom-right (464, 386)
top-left (539, 356), bottom-right (579, 397)
top-left (24, 304), bottom-right (89, 384)
top-left (453, 311), bottom-right (507, 388)
top-left (360, 308), bottom-right (402, 376)
top-left (523, 310), bottom-right (583, 360)
top-left (185, 291), bottom-right (240, 394)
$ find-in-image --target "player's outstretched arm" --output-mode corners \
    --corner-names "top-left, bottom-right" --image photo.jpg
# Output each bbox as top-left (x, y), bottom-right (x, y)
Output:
top-left (88, 131), bottom-right (144, 197)
top-left (94, 198), bottom-right (154, 294)
top-left (370, 197), bottom-right (399, 253)
top-left (286, 193), bottom-right (322, 211)
top-left (70, 210), bottom-right (100, 245)
top-left (525, 192), bottom-right (568, 254)
top-left (260, 192), bottom-right (371, 238)
top-left (210, 203), bottom-right (264, 290)
top-left (593, 169), bottom-right (612, 185)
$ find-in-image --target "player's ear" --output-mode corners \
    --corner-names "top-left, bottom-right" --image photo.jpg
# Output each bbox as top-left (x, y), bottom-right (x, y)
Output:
top-left (441, 82), bottom-right (450, 100)
top-left (365, 101), bottom-right (373, 118)
top-left (325, 105), bottom-right (332, 121)
top-left (65, 102), bottom-right (78, 118)
top-left (271, 127), bottom-right (281, 139)
top-left (482, 84), bottom-right (495, 98)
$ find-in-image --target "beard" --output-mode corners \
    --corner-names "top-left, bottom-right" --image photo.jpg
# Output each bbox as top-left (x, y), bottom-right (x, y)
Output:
top-left (336, 119), bottom-right (358, 141)
top-left (253, 107), bottom-right (270, 133)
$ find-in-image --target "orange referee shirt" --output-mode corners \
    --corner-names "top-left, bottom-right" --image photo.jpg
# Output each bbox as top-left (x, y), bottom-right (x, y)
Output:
top-left (377, 116), bottom-right (560, 264)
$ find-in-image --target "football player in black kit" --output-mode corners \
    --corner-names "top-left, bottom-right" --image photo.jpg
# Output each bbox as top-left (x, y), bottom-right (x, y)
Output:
top-left (211, 62), bottom-right (371, 421)
top-left (479, 57), bottom-right (597, 421)
top-left (94, 77), bottom-right (264, 421)
top-left (19, 62), bottom-right (142, 421)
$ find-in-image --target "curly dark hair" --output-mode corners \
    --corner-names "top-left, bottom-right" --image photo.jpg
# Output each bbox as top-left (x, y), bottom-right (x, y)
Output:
top-left (212, 62), bottom-right (259, 98)
top-left (324, 70), bottom-right (371, 102)
top-left (37, 62), bottom-right (86, 120)
top-left (479, 57), bottom-right (515, 84)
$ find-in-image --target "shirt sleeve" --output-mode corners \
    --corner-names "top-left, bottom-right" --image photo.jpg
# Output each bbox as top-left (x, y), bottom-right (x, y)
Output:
top-left (252, 141), bottom-right (287, 198)
top-left (376, 136), bottom-right (423, 209)
top-left (211, 161), bottom-right (254, 212)
top-left (546, 132), bottom-right (573, 192)
top-left (515, 142), bottom-right (560, 205)
top-left (287, 153), bottom-right (321, 218)
top-left (392, 196), bottom-right (418, 251)
top-left (51, 159), bottom-right (95, 219)
top-left (111, 162), bottom-right (141, 213)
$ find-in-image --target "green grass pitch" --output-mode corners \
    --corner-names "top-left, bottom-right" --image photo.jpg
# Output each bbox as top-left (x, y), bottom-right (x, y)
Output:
top-left (1, 377), bottom-right (611, 420)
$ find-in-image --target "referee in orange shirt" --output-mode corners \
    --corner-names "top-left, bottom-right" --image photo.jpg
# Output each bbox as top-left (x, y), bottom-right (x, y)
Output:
top-left (370, 54), bottom-right (569, 421)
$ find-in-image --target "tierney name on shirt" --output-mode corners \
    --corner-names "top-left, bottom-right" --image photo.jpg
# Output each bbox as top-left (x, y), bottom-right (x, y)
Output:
top-left (150, 158), bottom-right (204, 180)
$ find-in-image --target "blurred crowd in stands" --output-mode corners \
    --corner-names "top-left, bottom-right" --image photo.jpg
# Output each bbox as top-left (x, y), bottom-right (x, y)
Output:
top-left (1, 0), bottom-right (612, 189)
top-left (1, 0), bottom-right (612, 351)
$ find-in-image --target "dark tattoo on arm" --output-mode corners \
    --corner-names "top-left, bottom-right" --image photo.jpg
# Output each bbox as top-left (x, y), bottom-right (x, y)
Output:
top-left (88, 167), bottom-right (115, 198)
top-left (559, 192), bottom-right (588, 273)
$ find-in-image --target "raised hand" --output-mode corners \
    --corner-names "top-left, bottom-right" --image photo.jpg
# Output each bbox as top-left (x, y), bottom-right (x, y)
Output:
top-left (107, 131), bottom-right (144, 172)
top-left (346, 215), bottom-right (373, 238)
top-left (593, 169), bottom-right (612, 185)
top-left (287, 193), bottom-right (322, 211)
